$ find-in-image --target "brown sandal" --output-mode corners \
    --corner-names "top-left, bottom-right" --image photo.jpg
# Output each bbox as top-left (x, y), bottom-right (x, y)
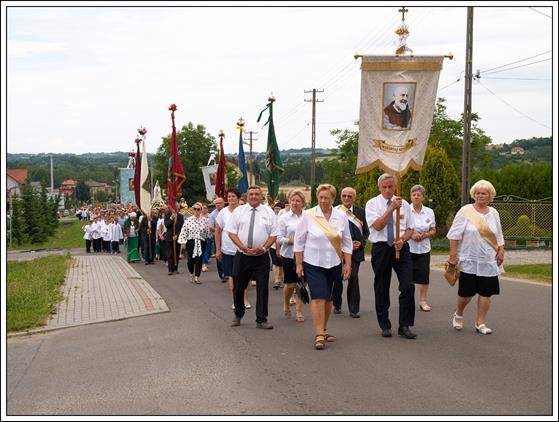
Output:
top-left (296, 313), bottom-right (305, 323)
top-left (314, 334), bottom-right (325, 350)
top-left (324, 333), bottom-right (336, 343)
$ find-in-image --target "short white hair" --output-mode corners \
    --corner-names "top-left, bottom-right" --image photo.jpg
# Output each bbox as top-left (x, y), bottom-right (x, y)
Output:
top-left (377, 173), bottom-right (395, 187)
top-left (470, 179), bottom-right (497, 201)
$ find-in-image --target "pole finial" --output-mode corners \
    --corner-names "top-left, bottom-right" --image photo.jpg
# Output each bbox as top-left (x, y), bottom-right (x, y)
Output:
top-left (395, 7), bottom-right (412, 55)
top-left (399, 6), bottom-right (408, 21)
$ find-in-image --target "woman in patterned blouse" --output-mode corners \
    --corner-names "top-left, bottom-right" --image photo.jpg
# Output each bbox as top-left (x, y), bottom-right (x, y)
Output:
top-left (178, 202), bottom-right (209, 284)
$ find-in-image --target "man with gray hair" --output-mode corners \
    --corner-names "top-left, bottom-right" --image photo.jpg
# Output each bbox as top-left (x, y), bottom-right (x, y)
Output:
top-left (365, 173), bottom-right (417, 339)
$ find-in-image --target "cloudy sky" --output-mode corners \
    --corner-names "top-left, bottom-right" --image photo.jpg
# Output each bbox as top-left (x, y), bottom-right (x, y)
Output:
top-left (3, 2), bottom-right (556, 156)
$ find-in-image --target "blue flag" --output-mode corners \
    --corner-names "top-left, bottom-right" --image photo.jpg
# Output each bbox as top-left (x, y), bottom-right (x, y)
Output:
top-left (237, 129), bottom-right (248, 193)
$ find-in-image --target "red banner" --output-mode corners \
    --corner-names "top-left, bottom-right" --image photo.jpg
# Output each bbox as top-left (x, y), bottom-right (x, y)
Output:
top-left (167, 104), bottom-right (185, 210)
top-left (214, 134), bottom-right (226, 199)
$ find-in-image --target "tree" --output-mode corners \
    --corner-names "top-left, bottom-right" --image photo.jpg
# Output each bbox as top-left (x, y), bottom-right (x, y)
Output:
top-left (419, 146), bottom-right (461, 233)
top-left (320, 128), bottom-right (359, 190)
top-left (20, 184), bottom-right (46, 244)
top-left (153, 122), bottom-right (217, 204)
top-left (9, 194), bottom-right (28, 245)
top-left (75, 180), bottom-right (90, 203)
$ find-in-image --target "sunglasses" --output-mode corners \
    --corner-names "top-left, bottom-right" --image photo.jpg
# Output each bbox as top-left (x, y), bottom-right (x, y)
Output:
top-left (193, 207), bottom-right (201, 211)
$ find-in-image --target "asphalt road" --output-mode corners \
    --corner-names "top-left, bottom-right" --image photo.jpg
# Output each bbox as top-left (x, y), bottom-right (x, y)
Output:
top-left (6, 258), bottom-right (553, 416)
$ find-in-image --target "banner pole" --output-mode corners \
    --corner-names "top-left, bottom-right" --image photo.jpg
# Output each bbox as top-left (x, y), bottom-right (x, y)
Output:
top-left (395, 174), bottom-right (401, 259)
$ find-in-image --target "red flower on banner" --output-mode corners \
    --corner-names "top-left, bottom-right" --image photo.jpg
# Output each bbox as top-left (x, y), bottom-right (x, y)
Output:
top-left (137, 127), bottom-right (147, 136)
top-left (168, 103), bottom-right (177, 112)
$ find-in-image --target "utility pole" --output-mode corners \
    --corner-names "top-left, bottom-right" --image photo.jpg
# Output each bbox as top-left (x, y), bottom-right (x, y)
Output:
top-left (462, 6), bottom-right (474, 205)
top-left (304, 89), bottom-right (324, 188)
top-left (50, 155), bottom-right (54, 192)
top-left (244, 130), bottom-right (258, 185)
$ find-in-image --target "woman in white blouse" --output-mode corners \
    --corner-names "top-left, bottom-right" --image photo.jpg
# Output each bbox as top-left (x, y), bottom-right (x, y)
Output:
top-left (409, 185), bottom-right (437, 312)
top-left (178, 202), bottom-right (209, 284)
top-left (294, 184), bottom-right (352, 350)
top-left (278, 189), bottom-right (306, 322)
top-left (447, 180), bottom-right (505, 335)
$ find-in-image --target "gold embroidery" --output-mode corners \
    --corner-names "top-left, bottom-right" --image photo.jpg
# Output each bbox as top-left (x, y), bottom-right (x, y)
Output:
top-left (361, 62), bottom-right (442, 71)
top-left (372, 138), bottom-right (416, 153)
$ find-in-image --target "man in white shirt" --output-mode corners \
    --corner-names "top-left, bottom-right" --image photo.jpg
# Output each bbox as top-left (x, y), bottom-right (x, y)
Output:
top-left (365, 173), bottom-right (416, 339)
top-left (226, 185), bottom-right (279, 329)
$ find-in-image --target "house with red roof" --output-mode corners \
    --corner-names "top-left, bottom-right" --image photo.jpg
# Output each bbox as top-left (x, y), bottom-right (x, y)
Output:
top-left (7, 169), bottom-right (28, 196)
top-left (60, 179), bottom-right (78, 198)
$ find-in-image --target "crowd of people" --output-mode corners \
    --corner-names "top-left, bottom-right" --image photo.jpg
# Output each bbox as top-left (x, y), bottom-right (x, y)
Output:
top-left (81, 176), bottom-right (505, 349)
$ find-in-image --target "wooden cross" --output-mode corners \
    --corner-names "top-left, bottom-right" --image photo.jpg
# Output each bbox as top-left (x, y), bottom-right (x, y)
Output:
top-left (399, 6), bottom-right (408, 21)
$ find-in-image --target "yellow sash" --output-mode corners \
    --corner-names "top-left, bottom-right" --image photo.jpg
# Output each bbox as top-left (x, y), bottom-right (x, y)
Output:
top-left (461, 204), bottom-right (499, 252)
top-left (309, 207), bottom-right (343, 262)
top-left (337, 205), bottom-right (363, 234)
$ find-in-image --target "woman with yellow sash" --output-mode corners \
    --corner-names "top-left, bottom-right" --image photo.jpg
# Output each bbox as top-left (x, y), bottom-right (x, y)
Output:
top-left (294, 184), bottom-right (353, 350)
top-left (447, 180), bottom-right (505, 335)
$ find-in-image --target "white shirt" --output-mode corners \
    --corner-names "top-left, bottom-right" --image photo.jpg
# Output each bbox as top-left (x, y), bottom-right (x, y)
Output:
top-left (216, 207), bottom-right (239, 255)
top-left (294, 206), bottom-right (353, 269)
top-left (83, 224), bottom-right (93, 240)
top-left (277, 210), bottom-right (303, 259)
top-left (408, 205), bottom-right (436, 254)
top-left (108, 222), bottom-right (123, 242)
top-left (365, 194), bottom-right (412, 243)
top-left (90, 222), bottom-right (102, 240)
top-left (447, 207), bottom-right (504, 277)
top-left (157, 217), bottom-right (166, 239)
top-left (225, 203), bottom-right (279, 252)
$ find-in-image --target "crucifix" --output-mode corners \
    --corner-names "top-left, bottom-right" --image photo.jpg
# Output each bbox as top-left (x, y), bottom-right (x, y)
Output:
top-left (399, 6), bottom-right (408, 21)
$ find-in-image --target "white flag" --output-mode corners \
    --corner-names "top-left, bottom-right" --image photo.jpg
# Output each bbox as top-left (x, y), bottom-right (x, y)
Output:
top-left (139, 139), bottom-right (152, 216)
top-left (200, 164), bottom-right (219, 202)
top-left (357, 55), bottom-right (444, 176)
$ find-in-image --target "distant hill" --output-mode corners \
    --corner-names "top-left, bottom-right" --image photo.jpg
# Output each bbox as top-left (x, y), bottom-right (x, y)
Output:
top-left (488, 137), bottom-right (552, 166)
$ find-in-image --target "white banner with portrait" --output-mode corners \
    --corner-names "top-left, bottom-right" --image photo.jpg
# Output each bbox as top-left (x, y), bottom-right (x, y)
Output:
top-left (200, 164), bottom-right (219, 202)
top-left (356, 55), bottom-right (444, 176)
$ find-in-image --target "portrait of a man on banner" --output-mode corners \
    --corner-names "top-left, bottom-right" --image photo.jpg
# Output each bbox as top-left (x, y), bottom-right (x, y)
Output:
top-left (383, 82), bottom-right (416, 130)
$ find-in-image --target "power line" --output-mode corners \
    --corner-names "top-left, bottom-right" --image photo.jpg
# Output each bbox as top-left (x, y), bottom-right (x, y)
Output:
top-left (478, 51), bottom-right (551, 74)
top-left (482, 58), bottom-right (551, 76)
top-left (480, 77), bottom-right (551, 81)
top-left (529, 7), bottom-right (552, 18)
top-left (476, 80), bottom-right (551, 130)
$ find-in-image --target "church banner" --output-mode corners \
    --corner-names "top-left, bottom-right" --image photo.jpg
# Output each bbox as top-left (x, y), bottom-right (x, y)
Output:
top-left (356, 55), bottom-right (444, 176)
top-left (200, 164), bottom-right (219, 202)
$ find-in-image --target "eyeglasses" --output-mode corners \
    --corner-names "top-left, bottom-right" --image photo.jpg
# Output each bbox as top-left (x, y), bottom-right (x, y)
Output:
top-left (341, 195), bottom-right (353, 198)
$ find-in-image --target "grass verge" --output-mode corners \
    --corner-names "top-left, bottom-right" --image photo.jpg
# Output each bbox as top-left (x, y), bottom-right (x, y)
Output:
top-left (7, 255), bottom-right (73, 332)
top-left (503, 264), bottom-right (552, 283)
top-left (9, 219), bottom-right (85, 251)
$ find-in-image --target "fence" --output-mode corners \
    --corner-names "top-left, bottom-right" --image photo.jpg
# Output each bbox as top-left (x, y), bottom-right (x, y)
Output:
top-left (491, 195), bottom-right (552, 249)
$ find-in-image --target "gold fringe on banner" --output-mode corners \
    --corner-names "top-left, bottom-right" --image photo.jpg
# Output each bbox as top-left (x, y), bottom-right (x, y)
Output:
top-left (361, 62), bottom-right (442, 71)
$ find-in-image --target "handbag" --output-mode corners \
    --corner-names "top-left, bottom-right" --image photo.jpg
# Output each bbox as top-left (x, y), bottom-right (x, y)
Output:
top-left (296, 276), bottom-right (310, 304)
top-left (444, 262), bottom-right (460, 286)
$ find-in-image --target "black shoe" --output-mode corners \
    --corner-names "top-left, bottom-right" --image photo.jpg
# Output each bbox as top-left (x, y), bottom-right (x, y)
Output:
top-left (350, 313), bottom-right (360, 318)
top-left (231, 318), bottom-right (241, 327)
top-left (381, 328), bottom-right (392, 338)
top-left (256, 322), bottom-right (274, 330)
top-left (168, 272), bottom-right (173, 276)
top-left (398, 326), bottom-right (417, 339)
top-left (333, 308), bottom-right (342, 314)
top-left (221, 278), bottom-right (228, 283)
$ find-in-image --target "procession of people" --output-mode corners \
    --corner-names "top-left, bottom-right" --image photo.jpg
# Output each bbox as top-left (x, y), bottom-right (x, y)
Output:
top-left (81, 176), bottom-right (505, 350)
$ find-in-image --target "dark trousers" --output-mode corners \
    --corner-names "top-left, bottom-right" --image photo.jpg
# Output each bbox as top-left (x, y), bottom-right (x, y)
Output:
top-left (93, 238), bottom-right (102, 252)
top-left (167, 240), bottom-right (181, 272)
top-left (85, 239), bottom-right (92, 253)
top-left (103, 240), bottom-right (110, 252)
top-left (158, 239), bottom-right (167, 262)
top-left (372, 242), bottom-right (415, 329)
top-left (111, 241), bottom-right (120, 254)
top-left (143, 237), bottom-right (156, 263)
top-left (217, 257), bottom-right (224, 279)
top-left (186, 239), bottom-right (206, 276)
top-left (233, 252), bottom-right (270, 323)
top-left (332, 260), bottom-right (361, 313)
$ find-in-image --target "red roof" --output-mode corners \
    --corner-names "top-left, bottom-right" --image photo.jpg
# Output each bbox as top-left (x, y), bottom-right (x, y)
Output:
top-left (61, 179), bottom-right (78, 186)
top-left (7, 169), bottom-right (28, 185)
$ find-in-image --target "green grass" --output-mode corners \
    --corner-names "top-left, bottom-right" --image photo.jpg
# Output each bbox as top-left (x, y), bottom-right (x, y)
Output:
top-left (7, 255), bottom-right (73, 332)
top-left (503, 264), bottom-right (552, 283)
top-left (9, 219), bottom-right (85, 251)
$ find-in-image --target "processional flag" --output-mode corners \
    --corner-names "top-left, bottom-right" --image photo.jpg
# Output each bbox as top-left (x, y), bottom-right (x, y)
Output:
top-left (214, 130), bottom-right (226, 199)
top-left (138, 127), bottom-right (152, 216)
top-left (356, 54), bottom-right (444, 176)
top-left (257, 95), bottom-right (283, 200)
top-left (236, 118), bottom-right (249, 194)
top-left (167, 104), bottom-right (186, 211)
top-left (133, 136), bottom-right (141, 206)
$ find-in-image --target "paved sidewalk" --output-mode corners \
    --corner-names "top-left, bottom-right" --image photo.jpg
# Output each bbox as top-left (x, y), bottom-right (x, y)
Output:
top-left (8, 255), bottom-right (169, 337)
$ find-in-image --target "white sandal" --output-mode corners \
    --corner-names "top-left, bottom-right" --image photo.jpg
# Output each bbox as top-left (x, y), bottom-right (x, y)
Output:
top-left (452, 312), bottom-right (464, 330)
top-left (475, 323), bottom-right (493, 335)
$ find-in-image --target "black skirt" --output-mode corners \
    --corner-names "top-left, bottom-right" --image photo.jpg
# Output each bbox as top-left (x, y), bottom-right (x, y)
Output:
top-left (411, 252), bottom-right (431, 284)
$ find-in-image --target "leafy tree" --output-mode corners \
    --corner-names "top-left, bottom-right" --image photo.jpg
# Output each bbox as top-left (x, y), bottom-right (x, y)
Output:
top-left (20, 184), bottom-right (46, 244)
top-left (419, 146), bottom-right (461, 232)
top-left (9, 194), bottom-right (28, 245)
top-left (94, 190), bottom-right (110, 203)
top-left (320, 128), bottom-right (359, 190)
top-left (153, 122), bottom-right (217, 204)
top-left (75, 180), bottom-right (90, 203)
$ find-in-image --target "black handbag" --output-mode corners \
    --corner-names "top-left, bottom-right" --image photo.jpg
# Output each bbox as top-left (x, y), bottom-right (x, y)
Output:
top-left (296, 276), bottom-right (310, 304)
